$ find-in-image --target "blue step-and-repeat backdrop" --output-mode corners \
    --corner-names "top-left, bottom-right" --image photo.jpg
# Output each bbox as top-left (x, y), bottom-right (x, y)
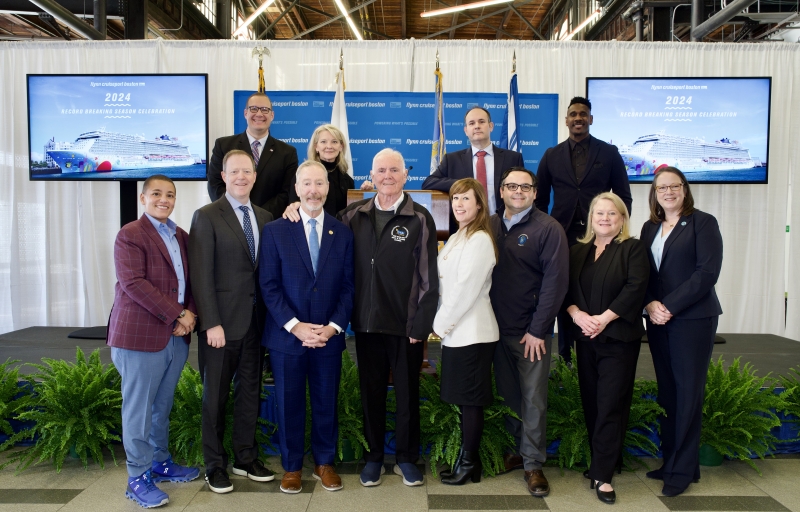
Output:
top-left (234, 91), bottom-right (559, 184)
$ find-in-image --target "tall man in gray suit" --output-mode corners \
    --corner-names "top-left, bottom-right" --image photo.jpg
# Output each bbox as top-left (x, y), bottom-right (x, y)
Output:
top-left (189, 149), bottom-right (275, 494)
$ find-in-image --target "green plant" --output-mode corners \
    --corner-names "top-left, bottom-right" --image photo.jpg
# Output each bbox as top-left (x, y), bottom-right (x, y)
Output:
top-left (169, 363), bottom-right (277, 467)
top-left (0, 359), bottom-right (32, 438)
top-left (0, 348), bottom-right (122, 473)
top-left (623, 379), bottom-right (664, 468)
top-left (546, 353), bottom-right (590, 470)
top-left (778, 366), bottom-right (800, 425)
top-left (701, 356), bottom-right (787, 474)
top-left (419, 362), bottom-right (518, 477)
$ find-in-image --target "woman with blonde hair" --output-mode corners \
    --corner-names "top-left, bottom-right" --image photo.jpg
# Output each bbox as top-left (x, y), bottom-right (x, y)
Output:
top-left (564, 192), bottom-right (649, 504)
top-left (433, 178), bottom-right (499, 486)
top-left (284, 124), bottom-right (355, 218)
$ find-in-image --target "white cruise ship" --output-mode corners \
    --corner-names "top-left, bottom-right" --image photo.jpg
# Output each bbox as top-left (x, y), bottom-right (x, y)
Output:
top-left (46, 129), bottom-right (195, 173)
top-left (618, 132), bottom-right (757, 176)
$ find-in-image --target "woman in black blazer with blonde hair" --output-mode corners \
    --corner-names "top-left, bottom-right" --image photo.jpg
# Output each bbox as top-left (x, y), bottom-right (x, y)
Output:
top-left (640, 167), bottom-right (723, 498)
top-left (564, 191), bottom-right (649, 505)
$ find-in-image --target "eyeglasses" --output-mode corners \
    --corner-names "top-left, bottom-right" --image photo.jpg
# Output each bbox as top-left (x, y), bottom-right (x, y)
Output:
top-left (247, 106), bottom-right (273, 114)
top-left (655, 184), bottom-right (683, 193)
top-left (503, 183), bottom-right (534, 192)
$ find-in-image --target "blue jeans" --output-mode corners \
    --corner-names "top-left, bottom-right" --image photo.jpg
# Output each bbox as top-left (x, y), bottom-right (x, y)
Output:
top-left (112, 337), bottom-right (189, 477)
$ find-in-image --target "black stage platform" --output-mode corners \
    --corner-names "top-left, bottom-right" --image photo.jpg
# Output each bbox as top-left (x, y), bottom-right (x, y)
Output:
top-left (0, 327), bottom-right (798, 381)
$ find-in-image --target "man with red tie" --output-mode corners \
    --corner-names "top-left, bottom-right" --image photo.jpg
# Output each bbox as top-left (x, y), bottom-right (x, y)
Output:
top-left (422, 106), bottom-right (524, 232)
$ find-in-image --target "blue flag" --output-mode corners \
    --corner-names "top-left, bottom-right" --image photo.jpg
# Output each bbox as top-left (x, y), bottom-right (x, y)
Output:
top-left (500, 73), bottom-right (522, 156)
top-left (430, 69), bottom-right (446, 174)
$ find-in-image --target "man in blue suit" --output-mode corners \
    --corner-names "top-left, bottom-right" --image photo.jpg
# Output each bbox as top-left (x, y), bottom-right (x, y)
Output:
top-left (259, 160), bottom-right (355, 495)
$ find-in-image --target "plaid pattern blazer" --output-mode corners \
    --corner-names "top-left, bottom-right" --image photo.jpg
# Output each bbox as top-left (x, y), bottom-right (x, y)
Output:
top-left (107, 215), bottom-right (195, 352)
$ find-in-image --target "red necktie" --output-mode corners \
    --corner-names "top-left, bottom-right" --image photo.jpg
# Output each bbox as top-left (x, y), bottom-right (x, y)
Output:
top-left (475, 150), bottom-right (488, 192)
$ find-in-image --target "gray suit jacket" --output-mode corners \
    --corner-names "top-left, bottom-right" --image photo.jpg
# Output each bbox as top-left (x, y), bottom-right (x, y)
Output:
top-left (189, 196), bottom-right (273, 341)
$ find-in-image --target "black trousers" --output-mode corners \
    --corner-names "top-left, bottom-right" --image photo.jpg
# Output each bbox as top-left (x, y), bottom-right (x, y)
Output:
top-left (576, 337), bottom-right (641, 484)
top-left (647, 316), bottom-right (717, 490)
top-left (557, 223), bottom-right (585, 361)
top-left (198, 314), bottom-right (262, 473)
top-left (355, 332), bottom-right (423, 464)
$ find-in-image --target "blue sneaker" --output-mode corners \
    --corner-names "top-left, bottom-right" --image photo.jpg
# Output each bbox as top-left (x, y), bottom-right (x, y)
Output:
top-left (151, 457), bottom-right (200, 483)
top-left (126, 470), bottom-right (169, 508)
top-left (394, 462), bottom-right (424, 486)
top-left (359, 462), bottom-right (386, 487)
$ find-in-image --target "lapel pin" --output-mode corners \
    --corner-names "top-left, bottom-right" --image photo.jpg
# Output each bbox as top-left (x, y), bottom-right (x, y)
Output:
top-left (328, 230), bottom-right (334, 235)
top-left (270, 148), bottom-right (274, 152)
top-left (681, 221), bottom-right (686, 226)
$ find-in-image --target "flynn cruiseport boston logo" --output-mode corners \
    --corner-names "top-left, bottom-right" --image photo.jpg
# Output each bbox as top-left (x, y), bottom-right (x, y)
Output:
top-left (391, 226), bottom-right (409, 242)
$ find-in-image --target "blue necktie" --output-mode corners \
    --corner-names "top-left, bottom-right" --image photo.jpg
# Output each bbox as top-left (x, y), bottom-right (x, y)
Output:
top-left (239, 205), bottom-right (255, 264)
top-left (308, 218), bottom-right (319, 274)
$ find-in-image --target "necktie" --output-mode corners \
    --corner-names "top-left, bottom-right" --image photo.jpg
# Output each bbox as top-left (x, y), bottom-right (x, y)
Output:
top-left (475, 150), bottom-right (488, 192)
top-left (239, 205), bottom-right (255, 264)
top-left (308, 218), bottom-right (319, 274)
top-left (251, 140), bottom-right (261, 168)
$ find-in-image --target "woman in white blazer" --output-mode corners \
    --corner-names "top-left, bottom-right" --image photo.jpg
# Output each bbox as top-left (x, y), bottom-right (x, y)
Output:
top-left (433, 178), bottom-right (499, 486)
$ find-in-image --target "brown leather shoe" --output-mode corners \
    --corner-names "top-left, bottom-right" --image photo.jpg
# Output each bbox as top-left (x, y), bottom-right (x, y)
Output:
top-left (313, 464), bottom-right (343, 491)
top-left (525, 469), bottom-right (550, 497)
top-left (502, 453), bottom-right (524, 473)
top-left (280, 470), bottom-right (303, 494)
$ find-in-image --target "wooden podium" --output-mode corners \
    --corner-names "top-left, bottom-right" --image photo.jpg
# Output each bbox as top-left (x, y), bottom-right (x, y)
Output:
top-left (346, 189), bottom-right (451, 241)
top-left (346, 189), bottom-right (449, 375)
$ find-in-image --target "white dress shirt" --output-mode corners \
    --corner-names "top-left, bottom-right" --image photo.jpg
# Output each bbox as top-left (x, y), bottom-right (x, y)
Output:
top-left (374, 192), bottom-right (404, 212)
top-left (472, 144), bottom-right (496, 214)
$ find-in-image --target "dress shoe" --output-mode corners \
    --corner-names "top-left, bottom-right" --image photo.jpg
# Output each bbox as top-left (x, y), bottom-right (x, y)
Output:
top-left (441, 450), bottom-right (481, 485)
top-left (502, 453), bottom-right (524, 473)
top-left (313, 464), bottom-right (342, 491)
top-left (280, 470), bottom-right (303, 494)
top-left (524, 469), bottom-right (550, 497)
top-left (591, 479), bottom-right (616, 504)
top-left (583, 469), bottom-right (590, 479)
top-left (646, 467), bottom-right (664, 480)
top-left (662, 482), bottom-right (690, 497)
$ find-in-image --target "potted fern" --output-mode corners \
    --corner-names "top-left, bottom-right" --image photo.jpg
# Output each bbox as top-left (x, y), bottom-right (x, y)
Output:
top-left (0, 348), bottom-right (122, 473)
top-left (700, 356), bottom-right (788, 473)
top-left (0, 359), bottom-right (33, 445)
top-left (419, 362), bottom-right (518, 477)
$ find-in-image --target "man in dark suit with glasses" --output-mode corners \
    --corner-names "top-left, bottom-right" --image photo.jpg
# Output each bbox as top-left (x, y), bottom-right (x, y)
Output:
top-left (207, 92), bottom-right (299, 220)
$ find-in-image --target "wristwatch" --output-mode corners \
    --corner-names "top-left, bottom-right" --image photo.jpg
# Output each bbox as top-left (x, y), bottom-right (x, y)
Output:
top-left (178, 309), bottom-right (187, 319)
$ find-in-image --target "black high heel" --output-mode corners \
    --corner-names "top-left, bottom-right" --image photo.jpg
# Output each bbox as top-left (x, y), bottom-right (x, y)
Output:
top-left (440, 448), bottom-right (463, 479)
top-left (441, 450), bottom-right (482, 485)
top-left (591, 480), bottom-right (616, 504)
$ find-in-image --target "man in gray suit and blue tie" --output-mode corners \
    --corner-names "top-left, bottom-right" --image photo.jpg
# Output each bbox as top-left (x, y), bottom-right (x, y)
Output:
top-left (189, 149), bottom-right (275, 494)
top-left (259, 160), bottom-right (355, 494)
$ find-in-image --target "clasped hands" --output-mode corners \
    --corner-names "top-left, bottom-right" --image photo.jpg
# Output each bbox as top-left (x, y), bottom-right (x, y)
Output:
top-left (173, 310), bottom-right (196, 337)
top-left (645, 301), bottom-right (673, 325)
top-left (568, 307), bottom-right (615, 339)
top-left (291, 322), bottom-right (337, 348)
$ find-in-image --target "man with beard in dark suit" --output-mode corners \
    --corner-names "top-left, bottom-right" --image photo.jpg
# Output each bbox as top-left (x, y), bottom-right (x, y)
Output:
top-left (534, 96), bottom-right (632, 362)
top-left (207, 92), bottom-right (299, 219)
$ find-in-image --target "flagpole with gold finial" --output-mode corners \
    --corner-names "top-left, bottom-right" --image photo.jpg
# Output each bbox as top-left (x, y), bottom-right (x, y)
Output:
top-left (251, 46), bottom-right (270, 93)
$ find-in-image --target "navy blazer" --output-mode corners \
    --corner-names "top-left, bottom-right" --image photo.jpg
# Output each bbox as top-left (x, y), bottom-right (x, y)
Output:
top-left (259, 212), bottom-right (355, 356)
top-left (566, 237), bottom-right (649, 343)
top-left (535, 135), bottom-right (632, 231)
top-left (640, 210), bottom-right (723, 320)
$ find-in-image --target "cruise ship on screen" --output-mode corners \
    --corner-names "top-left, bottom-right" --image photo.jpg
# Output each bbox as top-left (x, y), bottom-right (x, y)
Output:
top-left (46, 128), bottom-right (195, 173)
top-left (618, 132), bottom-right (757, 176)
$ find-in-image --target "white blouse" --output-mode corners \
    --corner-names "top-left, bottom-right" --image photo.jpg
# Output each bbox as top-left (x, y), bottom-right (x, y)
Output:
top-left (650, 223), bottom-right (672, 271)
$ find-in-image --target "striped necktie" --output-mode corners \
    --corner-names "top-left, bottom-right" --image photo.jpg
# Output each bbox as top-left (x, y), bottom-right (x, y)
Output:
top-left (251, 140), bottom-right (261, 168)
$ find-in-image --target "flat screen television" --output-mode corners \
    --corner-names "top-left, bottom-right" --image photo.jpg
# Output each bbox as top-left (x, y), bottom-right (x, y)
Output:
top-left (28, 74), bottom-right (209, 181)
top-left (586, 77), bottom-right (771, 184)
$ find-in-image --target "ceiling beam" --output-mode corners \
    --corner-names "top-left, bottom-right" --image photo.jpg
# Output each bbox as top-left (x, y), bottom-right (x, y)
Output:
top-left (431, 0), bottom-right (522, 39)
top-left (496, 9), bottom-right (511, 38)
top-left (448, 0), bottom-right (462, 39)
top-left (510, 5), bottom-right (544, 39)
top-left (400, 0), bottom-right (406, 37)
top-left (290, 0), bottom-right (379, 39)
top-left (257, 0), bottom-right (299, 38)
top-left (423, 0), bottom-right (535, 39)
top-left (27, 0), bottom-right (105, 38)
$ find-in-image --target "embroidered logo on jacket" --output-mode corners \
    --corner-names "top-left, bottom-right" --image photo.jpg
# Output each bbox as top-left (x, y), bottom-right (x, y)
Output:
top-left (391, 226), bottom-right (409, 242)
top-left (517, 234), bottom-right (528, 246)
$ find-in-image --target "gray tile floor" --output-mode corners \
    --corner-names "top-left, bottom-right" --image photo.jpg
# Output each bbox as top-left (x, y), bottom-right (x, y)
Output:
top-left (1, 447), bottom-right (799, 511)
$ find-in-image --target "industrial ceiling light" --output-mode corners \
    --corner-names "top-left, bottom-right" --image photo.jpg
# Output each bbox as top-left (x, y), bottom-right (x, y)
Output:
top-left (233, 0), bottom-right (276, 38)
top-left (420, 0), bottom-right (514, 18)
top-left (561, 9), bottom-right (602, 40)
top-left (333, 0), bottom-right (364, 40)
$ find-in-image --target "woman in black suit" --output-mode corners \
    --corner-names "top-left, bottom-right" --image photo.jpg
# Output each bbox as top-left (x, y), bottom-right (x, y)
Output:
top-left (640, 167), bottom-right (723, 498)
top-left (564, 192), bottom-right (649, 505)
